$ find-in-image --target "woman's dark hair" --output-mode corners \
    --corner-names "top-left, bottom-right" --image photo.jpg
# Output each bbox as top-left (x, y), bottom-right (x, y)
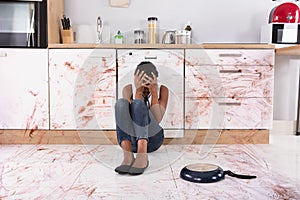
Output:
top-left (134, 61), bottom-right (158, 79)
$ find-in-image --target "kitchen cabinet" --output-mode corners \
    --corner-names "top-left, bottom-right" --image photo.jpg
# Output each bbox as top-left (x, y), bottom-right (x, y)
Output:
top-left (185, 49), bottom-right (274, 129)
top-left (49, 49), bottom-right (116, 130)
top-left (0, 49), bottom-right (49, 129)
top-left (117, 49), bottom-right (184, 137)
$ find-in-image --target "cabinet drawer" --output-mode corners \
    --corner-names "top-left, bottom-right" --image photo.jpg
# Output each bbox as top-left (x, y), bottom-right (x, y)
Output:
top-left (185, 97), bottom-right (273, 129)
top-left (186, 49), bottom-right (274, 66)
top-left (185, 64), bottom-right (274, 98)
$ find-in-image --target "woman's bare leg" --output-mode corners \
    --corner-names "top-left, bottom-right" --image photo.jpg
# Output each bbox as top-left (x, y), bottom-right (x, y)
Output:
top-left (131, 139), bottom-right (148, 168)
top-left (121, 140), bottom-right (134, 165)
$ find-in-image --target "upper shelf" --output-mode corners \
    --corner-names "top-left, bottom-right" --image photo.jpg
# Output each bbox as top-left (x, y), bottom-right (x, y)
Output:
top-left (48, 43), bottom-right (275, 49)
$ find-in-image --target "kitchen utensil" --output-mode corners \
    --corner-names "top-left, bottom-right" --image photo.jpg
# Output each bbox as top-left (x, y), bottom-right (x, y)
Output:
top-left (162, 30), bottom-right (175, 44)
top-left (180, 163), bottom-right (256, 183)
top-left (61, 15), bottom-right (71, 30)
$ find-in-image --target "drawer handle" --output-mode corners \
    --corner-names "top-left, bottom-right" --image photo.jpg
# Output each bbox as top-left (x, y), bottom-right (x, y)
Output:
top-left (219, 69), bottom-right (242, 73)
top-left (218, 53), bottom-right (242, 57)
top-left (144, 56), bottom-right (157, 60)
top-left (218, 102), bottom-right (242, 106)
top-left (0, 52), bottom-right (7, 57)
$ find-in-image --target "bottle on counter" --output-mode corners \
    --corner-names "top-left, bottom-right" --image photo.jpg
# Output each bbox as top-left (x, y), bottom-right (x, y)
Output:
top-left (96, 16), bottom-right (103, 44)
top-left (185, 22), bottom-right (192, 44)
top-left (114, 30), bottom-right (124, 44)
top-left (148, 17), bottom-right (158, 44)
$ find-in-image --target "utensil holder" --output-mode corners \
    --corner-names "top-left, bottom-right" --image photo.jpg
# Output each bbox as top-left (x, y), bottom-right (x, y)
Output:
top-left (61, 29), bottom-right (74, 44)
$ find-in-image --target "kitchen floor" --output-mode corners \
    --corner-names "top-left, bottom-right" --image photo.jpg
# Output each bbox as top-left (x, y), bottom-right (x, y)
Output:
top-left (0, 132), bottom-right (299, 200)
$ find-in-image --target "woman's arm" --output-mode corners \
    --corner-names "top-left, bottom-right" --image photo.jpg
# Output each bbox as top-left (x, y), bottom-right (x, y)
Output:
top-left (150, 85), bottom-right (168, 123)
top-left (122, 84), bottom-right (133, 103)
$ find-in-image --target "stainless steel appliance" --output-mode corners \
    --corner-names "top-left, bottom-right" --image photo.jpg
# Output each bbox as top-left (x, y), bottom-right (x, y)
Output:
top-left (162, 30), bottom-right (175, 44)
top-left (0, 0), bottom-right (47, 48)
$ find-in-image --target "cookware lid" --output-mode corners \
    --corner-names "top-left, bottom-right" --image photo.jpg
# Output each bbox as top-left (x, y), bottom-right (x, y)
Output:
top-left (148, 17), bottom-right (158, 21)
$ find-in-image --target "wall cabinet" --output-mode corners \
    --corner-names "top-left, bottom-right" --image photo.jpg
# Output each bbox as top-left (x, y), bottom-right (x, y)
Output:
top-left (185, 49), bottom-right (274, 129)
top-left (0, 49), bottom-right (49, 129)
top-left (49, 49), bottom-right (116, 130)
top-left (117, 49), bottom-right (184, 137)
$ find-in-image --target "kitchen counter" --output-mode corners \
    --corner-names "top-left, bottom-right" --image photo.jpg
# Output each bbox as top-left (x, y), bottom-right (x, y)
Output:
top-left (0, 44), bottom-right (275, 144)
top-left (48, 43), bottom-right (275, 49)
top-left (275, 45), bottom-right (300, 56)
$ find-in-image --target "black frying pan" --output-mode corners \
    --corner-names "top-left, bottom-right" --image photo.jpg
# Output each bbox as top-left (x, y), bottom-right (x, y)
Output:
top-left (180, 163), bottom-right (256, 183)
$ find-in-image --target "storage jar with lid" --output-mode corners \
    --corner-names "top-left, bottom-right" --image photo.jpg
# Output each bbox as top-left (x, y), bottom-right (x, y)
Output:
top-left (134, 30), bottom-right (145, 44)
top-left (148, 17), bottom-right (158, 44)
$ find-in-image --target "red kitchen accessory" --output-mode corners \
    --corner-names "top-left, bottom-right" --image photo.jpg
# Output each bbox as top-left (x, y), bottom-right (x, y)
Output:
top-left (270, 2), bottom-right (300, 23)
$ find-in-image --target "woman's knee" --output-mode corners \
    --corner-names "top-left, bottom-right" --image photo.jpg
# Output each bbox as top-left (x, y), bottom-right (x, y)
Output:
top-left (131, 99), bottom-right (148, 113)
top-left (115, 98), bottom-right (129, 112)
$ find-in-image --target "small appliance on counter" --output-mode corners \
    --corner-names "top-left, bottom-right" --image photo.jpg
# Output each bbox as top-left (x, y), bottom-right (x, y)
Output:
top-left (261, 1), bottom-right (300, 44)
top-left (162, 30), bottom-right (175, 44)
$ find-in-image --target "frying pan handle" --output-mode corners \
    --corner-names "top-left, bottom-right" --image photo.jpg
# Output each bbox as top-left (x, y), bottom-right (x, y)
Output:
top-left (224, 170), bottom-right (257, 179)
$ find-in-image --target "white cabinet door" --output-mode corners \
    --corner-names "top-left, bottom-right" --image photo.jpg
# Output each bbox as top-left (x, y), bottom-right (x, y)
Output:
top-left (117, 49), bottom-right (184, 134)
top-left (49, 49), bottom-right (116, 130)
top-left (0, 49), bottom-right (49, 129)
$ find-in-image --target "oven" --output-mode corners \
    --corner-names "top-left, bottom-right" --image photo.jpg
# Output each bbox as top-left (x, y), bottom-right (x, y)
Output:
top-left (0, 0), bottom-right (47, 48)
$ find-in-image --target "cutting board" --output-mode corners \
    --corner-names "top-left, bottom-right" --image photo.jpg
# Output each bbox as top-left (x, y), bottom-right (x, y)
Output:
top-left (109, 0), bottom-right (129, 8)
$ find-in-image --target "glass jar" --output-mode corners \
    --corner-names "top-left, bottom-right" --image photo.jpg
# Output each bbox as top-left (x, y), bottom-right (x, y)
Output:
top-left (175, 30), bottom-right (187, 44)
top-left (148, 17), bottom-right (158, 44)
top-left (134, 30), bottom-right (145, 44)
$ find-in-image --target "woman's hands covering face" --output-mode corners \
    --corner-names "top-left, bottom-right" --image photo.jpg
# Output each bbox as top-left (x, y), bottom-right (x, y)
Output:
top-left (143, 72), bottom-right (158, 95)
top-left (134, 70), bottom-right (158, 95)
top-left (134, 69), bottom-right (147, 91)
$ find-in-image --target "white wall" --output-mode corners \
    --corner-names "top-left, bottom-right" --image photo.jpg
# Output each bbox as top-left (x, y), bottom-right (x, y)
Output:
top-left (64, 0), bottom-right (300, 120)
top-left (64, 0), bottom-right (277, 43)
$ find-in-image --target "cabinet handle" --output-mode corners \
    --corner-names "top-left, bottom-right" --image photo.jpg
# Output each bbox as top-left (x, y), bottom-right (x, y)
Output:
top-left (218, 102), bottom-right (242, 106)
top-left (218, 53), bottom-right (242, 57)
top-left (219, 69), bottom-right (242, 73)
top-left (0, 52), bottom-right (7, 57)
top-left (144, 56), bottom-right (157, 60)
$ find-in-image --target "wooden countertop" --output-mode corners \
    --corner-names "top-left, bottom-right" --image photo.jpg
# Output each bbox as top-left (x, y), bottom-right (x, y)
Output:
top-left (275, 45), bottom-right (300, 56)
top-left (48, 43), bottom-right (275, 49)
top-left (49, 43), bottom-right (300, 57)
